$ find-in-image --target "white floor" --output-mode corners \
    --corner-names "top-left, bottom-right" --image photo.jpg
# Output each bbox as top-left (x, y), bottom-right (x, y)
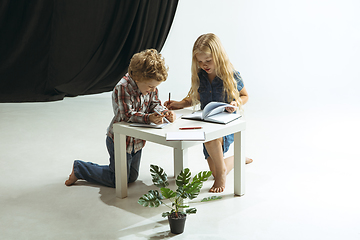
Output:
top-left (1, 92), bottom-right (359, 240)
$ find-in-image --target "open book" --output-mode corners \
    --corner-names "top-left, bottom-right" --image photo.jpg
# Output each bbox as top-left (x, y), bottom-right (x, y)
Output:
top-left (182, 102), bottom-right (241, 124)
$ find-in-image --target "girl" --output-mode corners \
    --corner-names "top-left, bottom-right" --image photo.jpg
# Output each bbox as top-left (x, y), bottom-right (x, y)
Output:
top-left (65, 49), bottom-right (175, 187)
top-left (165, 33), bottom-right (250, 193)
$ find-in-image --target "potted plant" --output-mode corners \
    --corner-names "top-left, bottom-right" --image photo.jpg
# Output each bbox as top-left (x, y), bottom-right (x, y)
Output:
top-left (138, 164), bottom-right (221, 234)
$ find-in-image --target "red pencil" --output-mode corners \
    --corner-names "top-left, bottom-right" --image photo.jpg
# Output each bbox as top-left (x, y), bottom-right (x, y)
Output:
top-left (179, 127), bottom-right (202, 130)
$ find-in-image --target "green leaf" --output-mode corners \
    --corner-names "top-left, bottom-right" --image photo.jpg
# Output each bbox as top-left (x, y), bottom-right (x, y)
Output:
top-left (176, 187), bottom-right (187, 198)
top-left (176, 168), bottom-right (191, 187)
top-left (201, 196), bottom-right (222, 202)
top-left (150, 165), bottom-right (169, 188)
top-left (160, 187), bottom-right (176, 199)
top-left (162, 212), bottom-right (171, 218)
top-left (138, 190), bottom-right (163, 207)
top-left (185, 208), bottom-right (197, 215)
top-left (192, 171), bottom-right (212, 183)
top-left (183, 182), bottom-right (203, 199)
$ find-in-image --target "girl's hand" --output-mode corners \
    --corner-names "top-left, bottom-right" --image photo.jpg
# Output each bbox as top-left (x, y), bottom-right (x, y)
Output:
top-left (225, 101), bottom-right (237, 113)
top-left (164, 110), bottom-right (175, 122)
top-left (149, 112), bottom-right (164, 124)
top-left (164, 100), bottom-right (185, 110)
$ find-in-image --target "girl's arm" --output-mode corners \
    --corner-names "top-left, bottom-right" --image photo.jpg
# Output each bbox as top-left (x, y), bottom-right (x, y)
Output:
top-left (226, 87), bottom-right (249, 112)
top-left (240, 87), bottom-right (249, 105)
top-left (165, 96), bottom-right (192, 110)
top-left (226, 71), bottom-right (249, 111)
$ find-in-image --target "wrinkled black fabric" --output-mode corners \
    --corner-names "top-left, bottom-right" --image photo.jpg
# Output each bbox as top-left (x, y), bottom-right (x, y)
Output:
top-left (0, 0), bottom-right (178, 102)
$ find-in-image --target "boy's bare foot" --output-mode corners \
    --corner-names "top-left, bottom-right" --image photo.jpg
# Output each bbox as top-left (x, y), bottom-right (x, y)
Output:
top-left (209, 173), bottom-right (226, 193)
top-left (65, 168), bottom-right (78, 186)
top-left (246, 157), bottom-right (253, 164)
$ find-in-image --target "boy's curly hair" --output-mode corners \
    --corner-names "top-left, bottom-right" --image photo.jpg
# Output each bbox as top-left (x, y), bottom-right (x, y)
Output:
top-left (128, 49), bottom-right (168, 82)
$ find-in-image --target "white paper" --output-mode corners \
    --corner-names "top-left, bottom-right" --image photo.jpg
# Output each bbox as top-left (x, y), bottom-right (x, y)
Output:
top-left (166, 131), bottom-right (205, 141)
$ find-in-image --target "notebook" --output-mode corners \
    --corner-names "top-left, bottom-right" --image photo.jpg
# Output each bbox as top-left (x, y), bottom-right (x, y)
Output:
top-left (166, 131), bottom-right (205, 141)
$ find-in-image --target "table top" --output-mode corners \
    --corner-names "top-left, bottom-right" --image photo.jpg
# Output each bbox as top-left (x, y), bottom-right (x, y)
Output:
top-left (113, 109), bottom-right (246, 150)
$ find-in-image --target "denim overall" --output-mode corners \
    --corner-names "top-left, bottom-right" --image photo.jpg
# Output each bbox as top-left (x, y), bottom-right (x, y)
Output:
top-left (197, 70), bottom-right (244, 159)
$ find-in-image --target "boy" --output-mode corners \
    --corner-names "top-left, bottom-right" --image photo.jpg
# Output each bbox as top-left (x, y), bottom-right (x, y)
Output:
top-left (65, 49), bottom-right (174, 187)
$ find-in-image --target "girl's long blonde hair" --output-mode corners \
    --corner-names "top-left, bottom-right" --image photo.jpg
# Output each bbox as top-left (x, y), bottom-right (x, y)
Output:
top-left (186, 33), bottom-right (242, 108)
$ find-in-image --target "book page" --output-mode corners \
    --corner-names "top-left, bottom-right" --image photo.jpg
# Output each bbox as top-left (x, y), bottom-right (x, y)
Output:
top-left (181, 111), bottom-right (203, 120)
top-left (203, 102), bottom-right (236, 118)
top-left (205, 112), bottom-right (241, 124)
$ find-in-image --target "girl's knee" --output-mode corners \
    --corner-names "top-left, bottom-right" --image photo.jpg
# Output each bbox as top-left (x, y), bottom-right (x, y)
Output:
top-left (204, 138), bottom-right (222, 147)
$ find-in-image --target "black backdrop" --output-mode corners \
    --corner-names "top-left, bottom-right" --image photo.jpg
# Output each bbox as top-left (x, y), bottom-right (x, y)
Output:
top-left (0, 0), bottom-right (178, 102)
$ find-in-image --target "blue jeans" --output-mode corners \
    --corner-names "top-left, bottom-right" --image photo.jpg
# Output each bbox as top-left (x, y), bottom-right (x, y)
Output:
top-left (73, 136), bottom-right (142, 187)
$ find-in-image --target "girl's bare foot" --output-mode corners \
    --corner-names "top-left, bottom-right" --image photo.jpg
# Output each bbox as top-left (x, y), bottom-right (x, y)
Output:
top-left (65, 168), bottom-right (78, 186)
top-left (209, 173), bottom-right (226, 193)
top-left (209, 185), bottom-right (225, 193)
top-left (246, 157), bottom-right (253, 164)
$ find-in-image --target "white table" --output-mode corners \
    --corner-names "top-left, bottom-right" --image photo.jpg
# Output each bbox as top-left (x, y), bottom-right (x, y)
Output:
top-left (113, 109), bottom-right (246, 198)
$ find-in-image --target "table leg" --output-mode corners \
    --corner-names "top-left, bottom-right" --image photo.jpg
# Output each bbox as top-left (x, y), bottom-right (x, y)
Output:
top-left (234, 130), bottom-right (245, 196)
top-left (115, 133), bottom-right (128, 198)
top-left (173, 148), bottom-right (189, 177)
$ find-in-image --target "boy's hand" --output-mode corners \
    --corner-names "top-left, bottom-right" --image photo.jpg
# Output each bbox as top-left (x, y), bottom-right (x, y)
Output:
top-left (149, 112), bottom-right (164, 124)
top-left (164, 110), bottom-right (175, 122)
top-left (225, 101), bottom-right (237, 113)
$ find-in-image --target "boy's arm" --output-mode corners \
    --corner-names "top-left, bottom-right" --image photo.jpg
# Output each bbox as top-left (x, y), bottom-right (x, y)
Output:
top-left (114, 85), bottom-right (151, 124)
top-left (148, 88), bottom-right (162, 112)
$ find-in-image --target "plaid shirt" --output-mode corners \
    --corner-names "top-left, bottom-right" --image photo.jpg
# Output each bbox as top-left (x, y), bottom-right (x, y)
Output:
top-left (107, 73), bottom-right (162, 153)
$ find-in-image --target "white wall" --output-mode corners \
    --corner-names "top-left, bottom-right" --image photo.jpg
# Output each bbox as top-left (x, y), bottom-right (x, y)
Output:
top-left (159, 0), bottom-right (360, 113)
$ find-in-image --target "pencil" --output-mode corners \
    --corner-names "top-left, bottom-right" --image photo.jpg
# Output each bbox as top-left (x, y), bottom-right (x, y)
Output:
top-left (154, 108), bottom-right (170, 123)
top-left (179, 127), bottom-right (202, 130)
